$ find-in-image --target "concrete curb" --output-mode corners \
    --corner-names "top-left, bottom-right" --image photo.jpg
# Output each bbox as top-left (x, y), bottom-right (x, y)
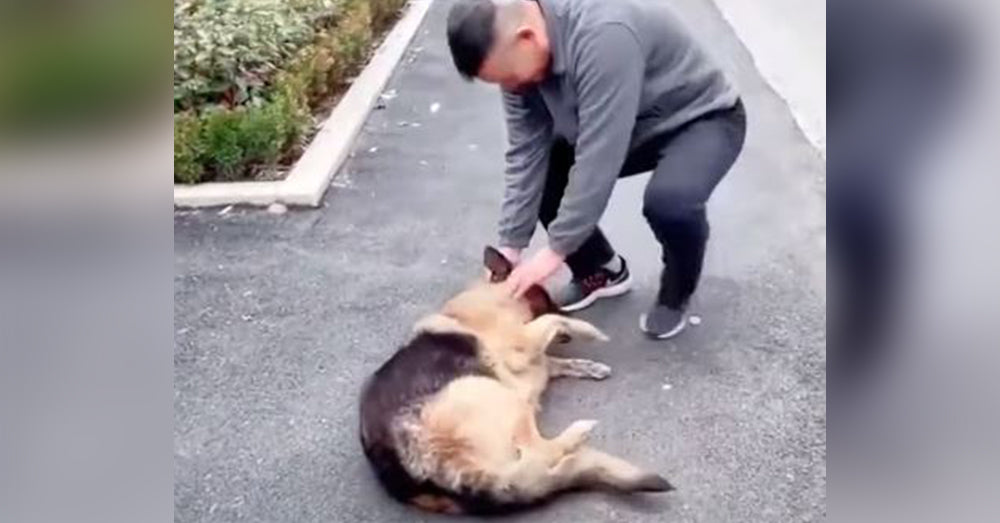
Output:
top-left (174, 0), bottom-right (435, 208)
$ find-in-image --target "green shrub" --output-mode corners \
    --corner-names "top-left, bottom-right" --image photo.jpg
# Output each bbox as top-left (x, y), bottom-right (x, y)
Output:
top-left (335, 0), bottom-right (374, 66)
top-left (173, 0), bottom-right (341, 111)
top-left (199, 107), bottom-right (247, 180)
top-left (239, 104), bottom-right (285, 167)
top-left (271, 76), bottom-right (312, 148)
top-left (174, 112), bottom-right (205, 184)
top-left (175, 86), bottom-right (311, 183)
top-left (173, 0), bottom-right (405, 183)
top-left (370, 0), bottom-right (407, 32)
top-left (241, 89), bottom-right (310, 167)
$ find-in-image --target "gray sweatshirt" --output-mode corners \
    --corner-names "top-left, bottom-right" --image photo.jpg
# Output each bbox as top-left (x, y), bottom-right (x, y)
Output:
top-left (498, 0), bottom-right (738, 255)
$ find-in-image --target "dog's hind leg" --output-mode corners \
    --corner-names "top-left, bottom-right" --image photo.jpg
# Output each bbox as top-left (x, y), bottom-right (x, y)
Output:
top-left (496, 417), bottom-right (601, 499)
top-left (548, 357), bottom-right (612, 380)
top-left (500, 441), bottom-right (673, 501)
top-left (506, 445), bottom-right (674, 500)
top-left (550, 446), bottom-right (674, 493)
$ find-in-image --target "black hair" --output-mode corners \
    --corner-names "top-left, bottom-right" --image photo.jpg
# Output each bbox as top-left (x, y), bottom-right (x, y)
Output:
top-left (446, 0), bottom-right (499, 80)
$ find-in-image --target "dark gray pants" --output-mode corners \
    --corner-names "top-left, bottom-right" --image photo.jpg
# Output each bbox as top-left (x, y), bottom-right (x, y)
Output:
top-left (539, 99), bottom-right (746, 309)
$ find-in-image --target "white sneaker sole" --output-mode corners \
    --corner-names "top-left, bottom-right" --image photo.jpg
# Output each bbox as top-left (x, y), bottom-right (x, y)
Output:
top-left (639, 313), bottom-right (687, 340)
top-left (560, 272), bottom-right (633, 313)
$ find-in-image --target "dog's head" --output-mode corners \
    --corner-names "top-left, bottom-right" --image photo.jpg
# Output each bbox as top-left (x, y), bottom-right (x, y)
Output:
top-left (483, 246), bottom-right (560, 318)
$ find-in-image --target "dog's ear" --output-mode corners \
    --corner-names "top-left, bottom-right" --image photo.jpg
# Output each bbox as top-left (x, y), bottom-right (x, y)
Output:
top-left (484, 246), bottom-right (513, 283)
top-left (524, 284), bottom-right (560, 318)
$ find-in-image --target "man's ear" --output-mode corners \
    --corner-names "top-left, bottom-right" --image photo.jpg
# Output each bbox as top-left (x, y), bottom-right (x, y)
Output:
top-left (484, 246), bottom-right (513, 283)
top-left (523, 285), bottom-right (560, 317)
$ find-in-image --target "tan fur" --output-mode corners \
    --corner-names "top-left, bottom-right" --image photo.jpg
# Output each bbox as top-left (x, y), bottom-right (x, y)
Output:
top-left (401, 280), bottom-right (671, 508)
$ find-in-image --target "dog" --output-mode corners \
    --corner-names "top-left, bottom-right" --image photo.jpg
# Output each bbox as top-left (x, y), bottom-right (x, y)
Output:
top-left (358, 246), bottom-right (673, 514)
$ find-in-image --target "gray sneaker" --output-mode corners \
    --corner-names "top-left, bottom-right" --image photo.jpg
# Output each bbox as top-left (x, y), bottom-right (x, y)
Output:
top-left (555, 257), bottom-right (632, 312)
top-left (640, 304), bottom-right (687, 339)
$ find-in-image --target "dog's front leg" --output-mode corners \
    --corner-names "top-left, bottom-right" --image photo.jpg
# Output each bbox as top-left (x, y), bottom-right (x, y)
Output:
top-left (525, 314), bottom-right (609, 350)
top-left (548, 357), bottom-right (612, 380)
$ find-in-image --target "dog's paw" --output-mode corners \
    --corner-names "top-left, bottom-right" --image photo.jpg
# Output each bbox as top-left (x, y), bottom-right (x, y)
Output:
top-left (590, 328), bottom-right (611, 343)
top-left (633, 473), bottom-right (675, 493)
top-left (580, 360), bottom-right (612, 380)
top-left (571, 418), bottom-right (599, 434)
top-left (560, 419), bottom-right (598, 451)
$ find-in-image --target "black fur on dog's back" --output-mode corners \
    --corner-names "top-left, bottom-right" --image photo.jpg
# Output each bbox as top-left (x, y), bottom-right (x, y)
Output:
top-left (360, 331), bottom-right (515, 513)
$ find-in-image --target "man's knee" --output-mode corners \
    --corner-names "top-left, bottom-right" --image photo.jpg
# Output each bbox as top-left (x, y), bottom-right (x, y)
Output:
top-left (641, 187), bottom-right (705, 228)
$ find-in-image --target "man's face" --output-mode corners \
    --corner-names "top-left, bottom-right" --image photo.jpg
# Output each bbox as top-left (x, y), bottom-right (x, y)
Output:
top-left (477, 27), bottom-right (550, 92)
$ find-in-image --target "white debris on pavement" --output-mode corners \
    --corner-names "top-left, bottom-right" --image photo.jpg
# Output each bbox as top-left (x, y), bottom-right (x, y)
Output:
top-left (407, 46), bottom-right (424, 64)
top-left (379, 89), bottom-right (398, 100)
top-left (689, 315), bottom-right (702, 325)
top-left (217, 205), bottom-right (233, 216)
top-left (368, 146), bottom-right (378, 153)
top-left (429, 102), bottom-right (441, 114)
top-left (662, 383), bottom-right (673, 391)
top-left (267, 203), bottom-right (287, 215)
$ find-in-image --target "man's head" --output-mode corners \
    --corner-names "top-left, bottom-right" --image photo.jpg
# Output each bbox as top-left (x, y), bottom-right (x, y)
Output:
top-left (446, 0), bottom-right (551, 91)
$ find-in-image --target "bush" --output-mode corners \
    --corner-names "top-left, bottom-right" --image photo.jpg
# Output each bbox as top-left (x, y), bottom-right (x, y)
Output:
top-left (174, 112), bottom-right (205, 184)
top-left (199, 108), bottom-right (248, 180)
top-left (173, 0), bottom-right (341, 111)
top-left (173, 0), bottom-right (405, 183)
top-left (370, 0), bottom-right (408, 32)
top-left (335, 0), bottom-right (374, 66)
top-left (173, 92), bottom-right (311, 184)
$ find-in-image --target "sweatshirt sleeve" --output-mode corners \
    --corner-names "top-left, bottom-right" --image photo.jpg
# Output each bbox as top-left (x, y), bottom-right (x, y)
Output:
top-left (546, 24), bottom-right (643, 256)
top-left (497, 90), bottom-right (553, 249)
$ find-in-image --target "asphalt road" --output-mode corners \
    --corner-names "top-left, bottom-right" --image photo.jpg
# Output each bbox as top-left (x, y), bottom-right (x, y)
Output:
top-left (174, 0), bottom-right (826, 521)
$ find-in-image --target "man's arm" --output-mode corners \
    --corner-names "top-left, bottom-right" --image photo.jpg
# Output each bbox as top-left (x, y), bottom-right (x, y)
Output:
top-left (498, 90), bottom-right (552, 251)
top-left (546, 24), bottom-right (644, 256)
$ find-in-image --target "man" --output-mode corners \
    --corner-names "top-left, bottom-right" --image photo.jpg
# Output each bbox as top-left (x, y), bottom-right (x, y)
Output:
top-left (446, 0), bottom-right (746, 339)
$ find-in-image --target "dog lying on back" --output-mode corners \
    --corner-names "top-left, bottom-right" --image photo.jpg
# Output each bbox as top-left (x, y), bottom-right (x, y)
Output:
top-left (359, 247), bottom-right (673, 514)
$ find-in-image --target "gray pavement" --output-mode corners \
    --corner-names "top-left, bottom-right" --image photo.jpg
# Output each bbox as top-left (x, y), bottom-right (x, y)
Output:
top-left (174, 0), bottom-right (826, 520)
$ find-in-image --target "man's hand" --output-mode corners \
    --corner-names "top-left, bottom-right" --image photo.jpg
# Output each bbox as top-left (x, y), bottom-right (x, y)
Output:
top-left (499, 247), bottom-right (522, 267)
top-left (504, 247), bottom-right (565, 298)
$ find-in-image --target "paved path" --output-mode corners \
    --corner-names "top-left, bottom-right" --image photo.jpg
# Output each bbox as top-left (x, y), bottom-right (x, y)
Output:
top-left (174, 0), bottom-right (826, 520)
